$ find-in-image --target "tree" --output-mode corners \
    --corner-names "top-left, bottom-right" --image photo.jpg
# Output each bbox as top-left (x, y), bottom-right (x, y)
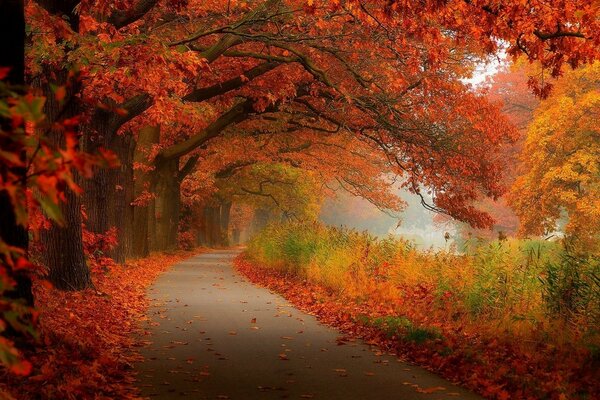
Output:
top-left (510, 62), bottom-right (600, 252)
top-left (449, 64), bottom-right (540, 240)
top-left (24, 0), bottom-right (600, 289)
top-left (0, 0), bottom-right (111, 371)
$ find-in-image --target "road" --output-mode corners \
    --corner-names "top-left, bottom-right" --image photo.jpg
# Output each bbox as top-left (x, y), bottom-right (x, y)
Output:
top-left (135, 249), bottom-right (483, 400)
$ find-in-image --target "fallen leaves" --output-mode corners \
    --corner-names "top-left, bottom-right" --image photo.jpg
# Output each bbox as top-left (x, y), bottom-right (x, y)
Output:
top-left (234, 254), bottom-right (599, 400)
top-left (417, 386), bottom-right (446, 394)
top-left (0, 249), bottom-right (200, 399)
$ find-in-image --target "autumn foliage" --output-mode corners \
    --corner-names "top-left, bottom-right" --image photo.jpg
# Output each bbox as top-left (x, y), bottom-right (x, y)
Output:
top-left (0, 250), bottom-right (198, 399)
top-left (241, 222), bottom-right (600, 399)
top-left (510, 62), bottom-right (600, 252)
top-left (1, 0), bottom-right (600, 397)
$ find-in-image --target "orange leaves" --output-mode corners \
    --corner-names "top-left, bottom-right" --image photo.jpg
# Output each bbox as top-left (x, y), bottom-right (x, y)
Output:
top-left (0, 250), bottom-right (199, 399)
top-left (235, 252), bottom-right (598, 400)
top-left (509, 63), bottom-right (600, 250)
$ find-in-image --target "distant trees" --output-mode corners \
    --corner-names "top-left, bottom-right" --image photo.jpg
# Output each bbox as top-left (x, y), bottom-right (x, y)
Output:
top-left (510, 62), bottom-right (600, 252)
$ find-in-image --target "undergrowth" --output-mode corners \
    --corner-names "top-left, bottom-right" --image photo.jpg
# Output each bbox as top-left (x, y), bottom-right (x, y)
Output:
top-left (246, 221), bottom-right (600, 399)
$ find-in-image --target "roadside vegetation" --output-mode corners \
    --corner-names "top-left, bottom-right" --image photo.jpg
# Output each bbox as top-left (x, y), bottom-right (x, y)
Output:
top-left (244, 222), bottom-right (600, 399)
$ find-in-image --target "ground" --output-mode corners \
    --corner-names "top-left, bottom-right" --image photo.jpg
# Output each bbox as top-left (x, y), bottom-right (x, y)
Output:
top-left (135, 250), bottom-right (482, 399)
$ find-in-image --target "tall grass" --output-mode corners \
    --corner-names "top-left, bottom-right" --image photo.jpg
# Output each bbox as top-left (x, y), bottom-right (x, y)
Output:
top-left (247, 221), bottom-right (600, 349)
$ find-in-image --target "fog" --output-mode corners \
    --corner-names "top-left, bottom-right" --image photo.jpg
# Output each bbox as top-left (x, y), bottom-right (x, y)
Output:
top-left (319, 189), bottom-right (454, 250)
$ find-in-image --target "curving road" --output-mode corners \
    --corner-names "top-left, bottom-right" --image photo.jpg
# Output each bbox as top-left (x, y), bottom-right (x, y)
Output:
top-left (135, 249), bottom-right (483, 400)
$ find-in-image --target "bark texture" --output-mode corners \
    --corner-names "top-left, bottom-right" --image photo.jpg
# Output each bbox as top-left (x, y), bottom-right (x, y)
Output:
top-left (153, 158), bottom-right (180, 251)
top-left (131, 126), bottom-right (159, 258)
top-left (39, 79), bottom-right (92, 290)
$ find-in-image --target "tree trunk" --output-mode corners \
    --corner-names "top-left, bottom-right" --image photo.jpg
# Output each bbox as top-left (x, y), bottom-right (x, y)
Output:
top-left (232, 228), bottom-right (240, 246)
top-left (40, 190), bottom-right (91, 290)
top-left (153, 158), bottom-right (180, 251)
top-left (148, 197), bottom-right (157, 252)
top-left (108, 133), bottom-right (135, 263)
top-left (131, 126), bottom-right (159, 258)
top-left (82, 113), bottom-right (112, 236)
top-left (210, 206), bottom-right (221, 246)
top-left (202, 205), bottom-right (222, 247)
top-left (220, 201), bottom-right (232, 246)
top-left (39, 86), bottom-right (91, 290)
top-left (196, 210), bottom-right (207, 246)
top-left (201, 207), bottom-right (211, 246)
top-left (251, 208), bottom-right (271, 233)
top-left (31, 0), bottom-right (91, 290)
top-left (82, 108), bottom-right (133, 263)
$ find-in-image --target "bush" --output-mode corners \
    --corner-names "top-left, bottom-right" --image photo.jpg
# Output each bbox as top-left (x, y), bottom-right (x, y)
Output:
top-left (247, 221), bottom-right (599, 343)
top-left (245, 222), bottom-right (600, 399)
top-left (539, 244), bottom-right (600, 325)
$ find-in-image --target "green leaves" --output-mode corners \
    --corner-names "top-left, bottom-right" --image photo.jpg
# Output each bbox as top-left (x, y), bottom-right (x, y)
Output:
top-left (37, 195), bottom-right (64, 226)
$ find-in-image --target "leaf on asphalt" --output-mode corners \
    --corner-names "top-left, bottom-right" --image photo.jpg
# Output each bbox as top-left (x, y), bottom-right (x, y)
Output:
top-left (417, 386), bottom-right (446, 394)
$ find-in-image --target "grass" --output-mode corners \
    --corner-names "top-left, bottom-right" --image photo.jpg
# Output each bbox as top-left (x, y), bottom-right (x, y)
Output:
top-left (358, 315), bottom-right (443, 343)
top-left (247, 221), bottom-right (600, 362)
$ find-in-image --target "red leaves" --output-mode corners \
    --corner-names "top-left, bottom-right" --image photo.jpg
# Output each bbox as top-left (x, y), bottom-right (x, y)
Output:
top-left (0, 67), bottom-right (10, 80)
top-left (54, 86), bottom-right (66, 102)
top-left (234, 254), bottom-right (598, 400)
top-left (0, 250), bottom-right (198, 399)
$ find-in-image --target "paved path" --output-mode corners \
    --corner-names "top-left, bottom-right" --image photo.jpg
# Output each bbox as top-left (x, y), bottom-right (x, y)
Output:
top-left (135, 250), bottom-right (483, 399)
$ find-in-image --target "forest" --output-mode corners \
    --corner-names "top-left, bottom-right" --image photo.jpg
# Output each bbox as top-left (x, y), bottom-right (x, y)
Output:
top-left (0, 0), bottom-right (598, 399)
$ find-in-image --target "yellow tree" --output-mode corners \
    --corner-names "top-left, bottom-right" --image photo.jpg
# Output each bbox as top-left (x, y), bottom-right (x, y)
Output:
top-left (510, 63), bottom-right (600, 250)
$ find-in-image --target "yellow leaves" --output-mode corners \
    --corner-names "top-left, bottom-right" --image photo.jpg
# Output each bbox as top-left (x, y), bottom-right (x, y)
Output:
top-left (511, 62), bottom-right (600, 246)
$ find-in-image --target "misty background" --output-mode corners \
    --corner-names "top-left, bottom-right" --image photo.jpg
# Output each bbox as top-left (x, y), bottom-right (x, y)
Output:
top-left (319, 189), bottom-right (453, 249)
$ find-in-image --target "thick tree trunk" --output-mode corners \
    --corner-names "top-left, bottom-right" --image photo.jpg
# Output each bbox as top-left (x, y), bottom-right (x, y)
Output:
top-left (108, 133), bottom-right (135, 263)
top-left (82, 156), bottom-right (110, 235)
top-left (0, 0), bottom-right (33, 305)
top-left (232, 228), bottom-right (241, 246)
top-left (153, 158), bottom-right (180, 251)
top-left (209, 206), bottom-right (221, 246)
top-left (32, 0), bottom-right (91, 290)
top-left (39, 86), bottom-right (92, 290)
top-left (201, 207), bottom-right (212, 246)
top-left (40, 191), bottom-right (91, 290)
top-left (251, 208), bottom-right (271, 234)
top-left (131, 126), bottom-right (159, 258)
top-left (148, 198), bottom-right (157, 252)
top-left (194, 207), bottom-right (207, 246)
top-left (82, 109), bottom-right (133, 263)
top-left (82, 110), bottom-right (113, 235)
top-left (201, 205), bottom-right (221, 247)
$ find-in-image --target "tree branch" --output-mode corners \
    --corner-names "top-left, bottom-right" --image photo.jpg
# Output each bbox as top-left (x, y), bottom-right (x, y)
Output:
top-left (183, 62), bottom-right (279, 102)
top-left (107, 0), bottom-right (159, 29)
top-left (178, 155), bottom-right (199, 181)
top-left (156, 99), bottom-right (256, 162)
top-left (111, 93), bottom-right (153, 129)
top-left (534, 29), bottom-right (586, 40)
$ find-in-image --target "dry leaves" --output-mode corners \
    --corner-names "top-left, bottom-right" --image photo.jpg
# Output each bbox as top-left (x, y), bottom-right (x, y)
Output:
top-left (0, 250), bottom-right (200, 399)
